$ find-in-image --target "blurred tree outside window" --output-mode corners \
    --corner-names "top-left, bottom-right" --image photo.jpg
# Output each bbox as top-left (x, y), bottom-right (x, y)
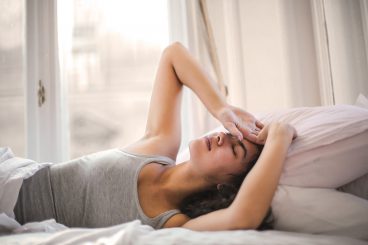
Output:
top-left (0, 0), bottom-right (25, 157)
top-left (67, 0), bottom-right (169, 158)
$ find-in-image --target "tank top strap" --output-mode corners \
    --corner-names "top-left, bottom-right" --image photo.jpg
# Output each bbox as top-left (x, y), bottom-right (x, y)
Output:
top-left (144, 209), bottom-right (181, 229)
top-left (118, 149), bottom-right (175, 166)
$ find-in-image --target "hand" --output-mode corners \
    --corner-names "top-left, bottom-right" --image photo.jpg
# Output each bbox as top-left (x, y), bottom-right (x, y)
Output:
top-left (256, 122), bottom-right (297, 145)
top-left (217, 105), bottom-right (264, 143)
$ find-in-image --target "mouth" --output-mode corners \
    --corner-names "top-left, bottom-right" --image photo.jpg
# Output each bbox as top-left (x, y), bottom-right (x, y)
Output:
top-left (205, 136), bottom-right (211, 151)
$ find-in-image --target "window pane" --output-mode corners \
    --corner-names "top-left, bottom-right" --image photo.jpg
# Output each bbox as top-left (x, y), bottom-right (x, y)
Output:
top-left (0, 0), bottom-right (25, 156)
top-left (68, 0), bottom-right (168, 158)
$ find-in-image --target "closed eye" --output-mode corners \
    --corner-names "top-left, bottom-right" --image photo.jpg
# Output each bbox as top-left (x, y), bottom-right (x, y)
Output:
top-left (231, 144), bottom-right (237, 157)
top-left (226, 132), bottom-right (247, 160)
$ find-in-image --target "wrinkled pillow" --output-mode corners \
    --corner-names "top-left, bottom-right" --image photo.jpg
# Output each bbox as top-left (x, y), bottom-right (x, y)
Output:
top-left (272, 185), bottom-right (368, 240)
top-left (177, 103), bottom-right (368, 188)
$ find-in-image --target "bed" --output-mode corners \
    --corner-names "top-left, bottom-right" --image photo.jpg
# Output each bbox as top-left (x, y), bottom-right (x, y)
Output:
top-left (1, 220), bottom-right (367, 245)
top-left (1, 95), bottom-right (368, 244)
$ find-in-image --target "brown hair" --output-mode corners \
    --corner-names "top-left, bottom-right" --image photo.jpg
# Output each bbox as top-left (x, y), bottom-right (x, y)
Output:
top-left (179, 144), bottom-right (274, 230)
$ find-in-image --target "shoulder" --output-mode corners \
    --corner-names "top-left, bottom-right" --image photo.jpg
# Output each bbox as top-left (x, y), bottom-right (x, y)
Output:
top-left (162, 213), bottom-right (190, 228)
top-left (123, 136), bottom-right (179, 161)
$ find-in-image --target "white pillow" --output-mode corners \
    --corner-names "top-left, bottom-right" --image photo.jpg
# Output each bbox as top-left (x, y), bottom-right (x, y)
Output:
top-left (280, 129), bottom-right (368, 188)
top-left (177, 104), bottom-right (368, 188)
top-left (272, 185), bottom-right (368, 240)
top-left (176, 98), bottom-right (368, 240)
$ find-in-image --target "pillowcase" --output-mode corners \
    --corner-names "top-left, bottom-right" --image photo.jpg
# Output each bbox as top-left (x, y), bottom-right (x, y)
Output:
top-left (177, 103), bottom-right (368, 188)
top-left (271, 185), bottom-right (368, 240)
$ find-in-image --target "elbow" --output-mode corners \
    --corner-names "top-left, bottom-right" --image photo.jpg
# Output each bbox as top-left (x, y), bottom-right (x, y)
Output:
top-left (168, 41), bottom-right (185, 50)
top-left (163, 42), bottom-right (186, 57)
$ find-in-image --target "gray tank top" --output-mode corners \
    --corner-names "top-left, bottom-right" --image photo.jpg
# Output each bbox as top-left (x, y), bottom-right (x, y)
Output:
top-left (14, 149), bottom-right (180, 229)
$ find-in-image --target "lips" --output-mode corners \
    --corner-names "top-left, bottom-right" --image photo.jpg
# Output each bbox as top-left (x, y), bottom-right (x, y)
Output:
top-left (205, 136), bottom-right (211, 151)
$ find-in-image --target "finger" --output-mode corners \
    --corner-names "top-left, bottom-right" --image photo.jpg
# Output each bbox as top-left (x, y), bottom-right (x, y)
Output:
top-left (256, 120), bottom-right (264, 129)
top-left (244, 132), bottom-right (259, 144)
top-left (226, 123), bottom-right (243, 141)
top-left (252, 130), bottom-right (259, 135)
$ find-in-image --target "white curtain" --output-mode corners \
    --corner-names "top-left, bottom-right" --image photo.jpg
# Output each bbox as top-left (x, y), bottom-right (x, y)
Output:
top-left (313, 0), bottom-right (368, 105)
top-left (170, 0), bottom-right (368, 149)
top-left (169, 0), bottom-right (224, 150)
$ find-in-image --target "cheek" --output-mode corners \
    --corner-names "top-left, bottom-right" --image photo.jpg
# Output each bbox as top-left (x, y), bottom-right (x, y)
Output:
top-left (210, 151), bottom-right (235, 172)
top-left (189, 141), bottom-right (239, 175)
top-left (189, 139), bottom-right (205, 161)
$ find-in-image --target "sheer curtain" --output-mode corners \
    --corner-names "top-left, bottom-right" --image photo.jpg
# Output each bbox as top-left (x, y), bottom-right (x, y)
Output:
top-left (312, 0), bottom-right (368, 105)
top-left (170, 0), bottom-right (320, 148)
top-left (169, 0), bottom-right (226, 150)
top-left (171, 0), bottom-right (368, 150)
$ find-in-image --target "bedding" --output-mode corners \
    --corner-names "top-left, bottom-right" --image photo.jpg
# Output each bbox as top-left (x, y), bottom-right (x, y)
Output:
top-left (174, 97), bottom-right (368, 241)
top-left (1, 220), bottom-right (367, 245)
top-left (177, 103), bottom-right (368, 188)
top-left (272, 186), bottom-right (368, 240)
top-left (1, 96), bottom-right (368, 244)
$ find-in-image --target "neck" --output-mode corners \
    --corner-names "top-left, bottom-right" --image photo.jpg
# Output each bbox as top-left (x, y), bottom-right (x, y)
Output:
top-left (157, 160), bottom-right (213, 208)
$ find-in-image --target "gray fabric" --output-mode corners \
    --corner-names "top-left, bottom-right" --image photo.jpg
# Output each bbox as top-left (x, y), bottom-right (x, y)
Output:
top-left (14, 167), bottom-right (56, 224)
top-left (337, 173), bottom-right (368, 200)
top-left (14, 149), bottom-right (180, 229)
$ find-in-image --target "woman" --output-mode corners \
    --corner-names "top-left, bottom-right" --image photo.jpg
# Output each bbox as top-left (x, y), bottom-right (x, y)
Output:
top-left (14, 42), bottom-right (296, 230)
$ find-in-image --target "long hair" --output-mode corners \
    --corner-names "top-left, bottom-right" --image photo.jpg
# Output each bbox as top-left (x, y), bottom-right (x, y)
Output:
top-left (179, 144), bottom-right (274, 230)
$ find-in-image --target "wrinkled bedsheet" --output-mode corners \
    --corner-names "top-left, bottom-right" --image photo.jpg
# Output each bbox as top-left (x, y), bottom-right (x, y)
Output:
top-left (1, 219), bottom-right (367, 245)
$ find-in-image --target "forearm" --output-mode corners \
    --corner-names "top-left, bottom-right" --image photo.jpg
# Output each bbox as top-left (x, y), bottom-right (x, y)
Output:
top-left (166, 42), bottom-right (227, 118)
top-left (229, 124), bottom-right (293, 228)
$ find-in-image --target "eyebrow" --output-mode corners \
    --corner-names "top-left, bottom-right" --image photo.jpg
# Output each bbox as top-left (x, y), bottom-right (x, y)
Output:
top-left (226, 133), bottom-right (247, 160)
top-left (238, 140), bottom-right (247, 160)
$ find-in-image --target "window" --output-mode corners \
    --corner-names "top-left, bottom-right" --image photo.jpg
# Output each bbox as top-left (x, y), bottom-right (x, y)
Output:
top-left (66, 0), bottom-right (169, 157)
top-left (0, 0), bottom-right (25, 156)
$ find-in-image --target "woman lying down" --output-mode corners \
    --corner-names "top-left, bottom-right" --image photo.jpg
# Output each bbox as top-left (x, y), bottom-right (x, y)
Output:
top-left (13, 43), bottom-right (368, 238)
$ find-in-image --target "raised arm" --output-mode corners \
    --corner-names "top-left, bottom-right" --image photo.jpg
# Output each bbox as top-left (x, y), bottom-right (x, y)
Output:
top-left (165, 43), bottom-right (263, 142)
top-left (177, 122), bottom-right (296, 231)
top-left (126, 42), bottom-right (261, 158)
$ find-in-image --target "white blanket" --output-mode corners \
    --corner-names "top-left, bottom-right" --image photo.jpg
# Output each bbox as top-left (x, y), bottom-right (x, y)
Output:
top-left (1, 219), bottom-right (367, 245)
top-left (0, 147), bottom-right (59, 234)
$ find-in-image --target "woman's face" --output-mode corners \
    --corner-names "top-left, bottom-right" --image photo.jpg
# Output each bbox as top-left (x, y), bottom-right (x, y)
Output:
top-left (189, 132), bottom-right (260, 184)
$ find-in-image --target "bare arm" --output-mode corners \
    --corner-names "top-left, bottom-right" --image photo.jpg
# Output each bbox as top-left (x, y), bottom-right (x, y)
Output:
top-left (127, 42), bottom-right (262, 159)
top-left (126, 42), bottom-right (241, 158)
top-left (165, 43), bottom-right (263, 141)
top-left (169, 123), bottom-right (295, 230)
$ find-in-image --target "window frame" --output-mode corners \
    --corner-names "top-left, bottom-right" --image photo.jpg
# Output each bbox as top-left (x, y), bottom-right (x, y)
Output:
top-left (25, 0), bottom-right (69, 162)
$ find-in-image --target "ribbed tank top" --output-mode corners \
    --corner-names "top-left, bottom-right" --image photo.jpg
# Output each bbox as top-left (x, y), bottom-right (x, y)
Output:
top-left (14, 149), bottom-right (180, 229)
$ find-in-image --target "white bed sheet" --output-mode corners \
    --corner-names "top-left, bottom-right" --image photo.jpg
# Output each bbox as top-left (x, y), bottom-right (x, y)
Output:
top-left (1, 220), bottom-right (367, 245)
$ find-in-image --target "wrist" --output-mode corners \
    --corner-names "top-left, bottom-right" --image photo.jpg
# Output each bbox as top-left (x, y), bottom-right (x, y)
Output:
top-left (213, 103), bottom-right (232, 120)
top-left (269, 123), bottom-right (294, 142)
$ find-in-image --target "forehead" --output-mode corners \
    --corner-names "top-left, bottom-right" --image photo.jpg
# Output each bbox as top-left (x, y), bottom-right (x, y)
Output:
top-left (231, 135), bottom-right (259, 162)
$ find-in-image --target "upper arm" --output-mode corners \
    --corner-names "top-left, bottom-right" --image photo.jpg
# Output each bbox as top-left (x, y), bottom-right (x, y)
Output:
top-left (145, 44), bottom-right (183, 141)
top-left (162, 208), bottom-right (255, 231)
top-left (126, 44), bottom-right (183, 159)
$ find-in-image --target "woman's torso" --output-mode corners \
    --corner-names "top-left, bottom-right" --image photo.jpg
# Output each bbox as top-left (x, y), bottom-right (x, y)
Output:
top-left (14, 149), bottom-right (180, 229)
